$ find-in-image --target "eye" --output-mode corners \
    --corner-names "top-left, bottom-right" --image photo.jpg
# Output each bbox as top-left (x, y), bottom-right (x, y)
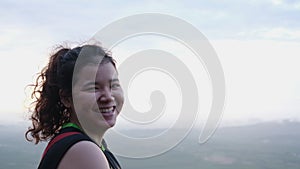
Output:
top-left (84, 85), bottom-right (98, 92)
top-left (111, 83), bottom-right (120, 89)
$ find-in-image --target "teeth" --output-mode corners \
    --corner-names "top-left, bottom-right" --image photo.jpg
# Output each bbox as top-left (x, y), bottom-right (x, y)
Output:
top-left (99, 107), bottom-right (114, 113)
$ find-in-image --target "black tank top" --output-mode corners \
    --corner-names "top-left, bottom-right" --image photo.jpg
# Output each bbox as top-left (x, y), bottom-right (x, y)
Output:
top-left (38, 127), bottom-right (121, 169)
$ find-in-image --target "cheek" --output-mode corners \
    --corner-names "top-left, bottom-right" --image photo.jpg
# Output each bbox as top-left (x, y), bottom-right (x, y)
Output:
top-left (113, 90), bottom-right (124, 108)
top-left (73, 93), bottom-right (97, 110)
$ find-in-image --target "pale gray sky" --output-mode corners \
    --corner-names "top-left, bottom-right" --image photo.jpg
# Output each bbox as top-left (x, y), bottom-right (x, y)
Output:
top-left (0, 0), bottom-right (300, 127)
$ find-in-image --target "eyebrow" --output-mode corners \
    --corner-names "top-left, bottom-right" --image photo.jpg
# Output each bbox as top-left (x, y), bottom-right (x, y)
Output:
top-left (111, 78), bottom-right (120, 83)
top-left (83, 78), bottom-right (119, 86)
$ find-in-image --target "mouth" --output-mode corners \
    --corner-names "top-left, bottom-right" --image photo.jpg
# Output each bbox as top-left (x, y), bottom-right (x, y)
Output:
top-left (98, 106), bottom-right (116, 117)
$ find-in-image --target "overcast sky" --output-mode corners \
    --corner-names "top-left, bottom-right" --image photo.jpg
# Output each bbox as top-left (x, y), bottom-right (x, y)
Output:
top-left (0, 0), bottom-right (300, 127)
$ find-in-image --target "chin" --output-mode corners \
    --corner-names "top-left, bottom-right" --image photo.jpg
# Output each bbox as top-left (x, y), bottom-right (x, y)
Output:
top-left (106, 120), bottom-right (117, 128)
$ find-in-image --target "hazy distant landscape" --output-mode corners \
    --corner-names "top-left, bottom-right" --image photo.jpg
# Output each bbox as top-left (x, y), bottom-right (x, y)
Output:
top-left (1, 121), bottom-right (300, 169)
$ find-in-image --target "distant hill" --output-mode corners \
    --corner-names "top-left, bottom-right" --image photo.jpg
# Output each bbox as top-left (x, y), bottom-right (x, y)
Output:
top-left (0, 121), bottom-right (300, 169)
top-left (117, 121), bottom-right (300, 169)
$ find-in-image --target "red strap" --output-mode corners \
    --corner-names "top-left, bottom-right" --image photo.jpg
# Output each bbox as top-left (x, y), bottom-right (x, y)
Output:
top-left (42, 132), bottom-right (81, 158)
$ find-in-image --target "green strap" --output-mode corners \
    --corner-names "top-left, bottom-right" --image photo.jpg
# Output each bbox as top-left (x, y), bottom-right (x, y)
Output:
top-left (62, 122), bottom-right (82, 131)
top-left (61, 122), bottom-right (106, 151)
top-left (100, 144), bottom-right (106, 151)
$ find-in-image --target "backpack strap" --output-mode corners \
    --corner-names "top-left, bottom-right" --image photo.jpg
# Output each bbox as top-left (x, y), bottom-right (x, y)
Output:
top-left (41, 131), bottom-right (80, 158)
top-left (38, 131), bottom-right (92, 169)
top-left (101, 139), bottom-right (122, 169)
top-left (38, 127), bottom-right (122, 169)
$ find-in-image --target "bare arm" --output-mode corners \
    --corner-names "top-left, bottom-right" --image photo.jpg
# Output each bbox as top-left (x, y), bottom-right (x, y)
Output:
top-left (57, 141), bottom-right (110, 169)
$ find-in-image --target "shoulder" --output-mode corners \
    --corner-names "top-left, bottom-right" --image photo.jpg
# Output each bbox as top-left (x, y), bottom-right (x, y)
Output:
top-left (58, 141), bottom-right (110, 169)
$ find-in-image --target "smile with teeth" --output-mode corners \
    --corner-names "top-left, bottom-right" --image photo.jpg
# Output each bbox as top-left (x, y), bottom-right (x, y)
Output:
top-left (99, 107), bottom-right (115, 114)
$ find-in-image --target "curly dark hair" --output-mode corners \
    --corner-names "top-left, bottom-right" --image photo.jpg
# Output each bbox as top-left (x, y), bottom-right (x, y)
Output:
top-left (25, 44), bottom-right (116, 144)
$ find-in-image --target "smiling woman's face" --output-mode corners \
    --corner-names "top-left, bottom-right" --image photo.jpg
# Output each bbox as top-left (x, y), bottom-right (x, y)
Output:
top-left (70, 62), bottom-right (124, 133)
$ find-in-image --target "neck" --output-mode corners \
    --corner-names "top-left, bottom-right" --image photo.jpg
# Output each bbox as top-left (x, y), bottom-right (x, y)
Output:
top-left (85, 130), bottom-right (105, 145)
top-left (69, 120), bottom-right (107, 146)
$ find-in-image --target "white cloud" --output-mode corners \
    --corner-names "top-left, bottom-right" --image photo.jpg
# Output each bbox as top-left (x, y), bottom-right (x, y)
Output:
top-left (237, 28), bottom-right (300, 41)
top-left (270, 0), bottom-right (300, 9)
top-left (211, 40), bottom-right (300, 124)
top-left (262, 28), bottom-right (300, 39)
top-left (1, 0), bottom-right (300, 126)
top-left (271, 0), bottom-right (283, 5)
top-left (0, 26), bottom-right (54, 117)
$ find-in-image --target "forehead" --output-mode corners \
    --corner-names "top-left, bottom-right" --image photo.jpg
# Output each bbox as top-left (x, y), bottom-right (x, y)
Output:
top-left (75, 62), bottom-right (118, 83)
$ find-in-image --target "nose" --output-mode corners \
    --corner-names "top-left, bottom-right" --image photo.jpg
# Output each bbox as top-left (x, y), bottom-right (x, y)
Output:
top-left (98, 88), bottom-right (115, 103)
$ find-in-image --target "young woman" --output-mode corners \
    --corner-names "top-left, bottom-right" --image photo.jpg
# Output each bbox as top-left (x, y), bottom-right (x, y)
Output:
top-left (26, 44), bottom-right (124, 169)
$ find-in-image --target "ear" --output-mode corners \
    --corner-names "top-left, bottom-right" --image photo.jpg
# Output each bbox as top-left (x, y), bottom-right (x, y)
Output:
top-left (59, 89), bottom-right (72, 108)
